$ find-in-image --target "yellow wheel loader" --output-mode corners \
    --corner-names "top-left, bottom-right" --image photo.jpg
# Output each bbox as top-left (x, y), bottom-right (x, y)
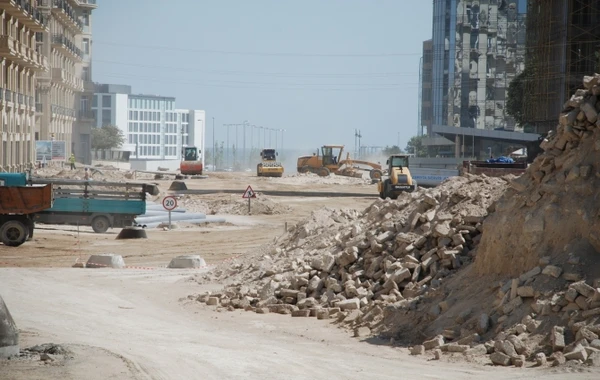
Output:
top-left (377, 154), bottom-right (417, 199)
top-left (296, 145), bottom-right (383, 180)
top-left (257, 149), bottom-right (284, 177)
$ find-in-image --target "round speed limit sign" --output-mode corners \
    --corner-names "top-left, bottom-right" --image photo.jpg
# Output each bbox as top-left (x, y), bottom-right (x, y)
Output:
top-left (162, 196), bottom-right (178, 211)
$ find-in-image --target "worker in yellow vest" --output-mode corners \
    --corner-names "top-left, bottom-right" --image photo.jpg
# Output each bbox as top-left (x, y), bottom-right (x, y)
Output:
top-left (69, 153), bottom-right (76, 170)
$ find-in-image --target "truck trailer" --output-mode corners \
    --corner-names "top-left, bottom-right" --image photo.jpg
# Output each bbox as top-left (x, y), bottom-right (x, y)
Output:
top-left (0, 173), bottom-right (159, 233)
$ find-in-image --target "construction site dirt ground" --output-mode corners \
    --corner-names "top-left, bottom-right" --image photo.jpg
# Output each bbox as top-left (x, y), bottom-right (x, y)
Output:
top-left (0, 172), bottom-right (597, 379)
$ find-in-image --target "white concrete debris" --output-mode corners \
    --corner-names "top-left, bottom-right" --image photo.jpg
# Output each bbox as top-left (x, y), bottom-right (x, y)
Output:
top-left (86, 253), bottom-right (125, 269)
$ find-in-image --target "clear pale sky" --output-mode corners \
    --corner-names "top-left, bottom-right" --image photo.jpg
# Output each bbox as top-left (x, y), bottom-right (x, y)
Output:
top-left (93, 0), bottom-right (433, 151)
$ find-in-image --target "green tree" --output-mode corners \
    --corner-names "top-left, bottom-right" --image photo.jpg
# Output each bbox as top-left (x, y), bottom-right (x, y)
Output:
top-left (405, 136), bottom-right (426, 157)
top-left (91, 125), bottom-right (125, 150)
top-left (382, 145), bottom-right (403, 155)
top-left (507, 66), bottom-right (534, 126)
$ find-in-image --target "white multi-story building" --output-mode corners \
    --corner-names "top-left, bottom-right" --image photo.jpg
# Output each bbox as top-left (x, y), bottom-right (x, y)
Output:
top-left (91, 84), bottom-right (205, 170)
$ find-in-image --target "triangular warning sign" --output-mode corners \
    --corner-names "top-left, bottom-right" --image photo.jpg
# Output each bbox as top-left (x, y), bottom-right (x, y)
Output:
top-left (242, 185), bottom-right (256, 199)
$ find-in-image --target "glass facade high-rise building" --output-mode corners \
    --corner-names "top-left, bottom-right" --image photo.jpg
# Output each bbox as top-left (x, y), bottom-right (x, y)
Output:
top-left (432, 0), bottom-right (527, 132)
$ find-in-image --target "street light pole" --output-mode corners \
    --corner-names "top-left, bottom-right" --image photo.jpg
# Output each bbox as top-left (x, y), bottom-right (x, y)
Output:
top-left (212, 117), bottom-right (215, 170)
top-left (226, 124), bottom-right (230, 168)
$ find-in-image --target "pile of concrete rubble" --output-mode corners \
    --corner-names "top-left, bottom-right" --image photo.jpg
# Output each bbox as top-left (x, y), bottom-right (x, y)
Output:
top-left (194, 175), bottom-right (513, 344)
top-left (192, 75), bottom-right (600, 370)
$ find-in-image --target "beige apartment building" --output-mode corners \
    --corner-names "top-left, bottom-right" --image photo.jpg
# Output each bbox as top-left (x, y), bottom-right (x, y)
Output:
top-left (73, 0), bottom-right (95, 164)
top-left (0, 0), bottom-right (49, 172)
top-left (35, 0), bottom-right (91, 164)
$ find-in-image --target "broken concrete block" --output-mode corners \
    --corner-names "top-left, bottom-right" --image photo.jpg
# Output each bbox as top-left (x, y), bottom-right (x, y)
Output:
top-left (423, 335), bottom-right (445, 350)
top-left (519, 266), bottom-right (541, 282)
top-left (535, 352), bottom-right (547, 366)
top-left (464, 344), bottom-right (487, 356)
top-left (570, 281), bottom-right (596, 298)
top-left (446, 344), bottom-right (470, 353)
top-left (411, 345), bottom-right (425, 355)
top-left (542, 265), bottom-right (563, 278)
top-left (206, 297), bottom-right (219, 306)
top-left (354, 326), bottom-right (371, 338)
top-left (512, 355), bottom-right (526, 367)
top-left (551, 326), bottom-right (566, 351)
top-left (291, 309), bottom-right (310, 317)
top-left (338, 298), bottom-right (360, 310)
top-left (517, 286), bottom-right (535, 298)
top-left (490, 352), bottom-right (512, 366)
top-left (564, 344), bottom-right (588, 361)
top-left (433, 349), bottom-right (442, 360)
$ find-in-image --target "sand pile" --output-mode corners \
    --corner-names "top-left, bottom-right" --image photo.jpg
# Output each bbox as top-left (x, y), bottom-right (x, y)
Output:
top-left (180, 194), bottom-right (292, 216)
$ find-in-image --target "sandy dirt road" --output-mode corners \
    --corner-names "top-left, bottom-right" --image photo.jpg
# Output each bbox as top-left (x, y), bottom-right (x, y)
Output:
top-left (2, 268), bottom-right (595, 380)
top-left (1, 172), bottom-right (597, 379)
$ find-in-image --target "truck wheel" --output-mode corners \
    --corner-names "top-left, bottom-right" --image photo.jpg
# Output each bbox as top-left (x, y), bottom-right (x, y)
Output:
top-left (370, 169), bottom-right (383, 180)
top-left (1, 220), bottom-right (29, 247)
top-left (91, 216), bottom-right (110, 233)
top-left (317, 167), bottom-right (330, 177)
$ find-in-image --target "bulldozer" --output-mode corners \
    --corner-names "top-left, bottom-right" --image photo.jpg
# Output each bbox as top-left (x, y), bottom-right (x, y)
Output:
top-left (377, 154), bottom-right (417, 199)
top-left (257, 148), bottom-right (284, 177)
top-left (296, 145), bottom-right (383, 180)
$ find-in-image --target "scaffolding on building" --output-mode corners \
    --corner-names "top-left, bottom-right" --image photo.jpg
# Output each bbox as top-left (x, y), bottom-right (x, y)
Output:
top-left (524, 0), bottom-right (600, 134)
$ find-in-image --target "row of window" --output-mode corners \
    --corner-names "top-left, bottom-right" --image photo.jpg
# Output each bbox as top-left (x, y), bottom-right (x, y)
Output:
top-left (135, 146), bottom-right (179, 157)
top-left (127, 134), bottom-right (181, 145)
top-left (128, 97), bottom-right (174, 110)
top-left (127, 123), bottom-right (182, 133)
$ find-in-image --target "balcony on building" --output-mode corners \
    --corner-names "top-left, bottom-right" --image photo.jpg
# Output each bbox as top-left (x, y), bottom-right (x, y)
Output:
top-left (51, 33), bottom-right (82, 61)
top-left (51, 103), bottom-right (76, 118)
top-left (75, 0), bottom-right (96, 9)
top-left (0, 35), bottom-right (47, 71)
top-left (48, 0), bottom-right (83, 33)
top-left (0, 0), bottom-right (48, 32)
top-left (52, 67), bottom-right (84, 91)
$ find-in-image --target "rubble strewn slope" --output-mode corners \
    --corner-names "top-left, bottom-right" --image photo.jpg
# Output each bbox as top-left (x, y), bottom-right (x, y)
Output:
top-left (476, 75), bottom-right (600, 278)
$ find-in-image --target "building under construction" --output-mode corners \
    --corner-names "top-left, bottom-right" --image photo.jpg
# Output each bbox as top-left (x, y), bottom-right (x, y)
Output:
top-left (524, 0), bottom-right (600, 134)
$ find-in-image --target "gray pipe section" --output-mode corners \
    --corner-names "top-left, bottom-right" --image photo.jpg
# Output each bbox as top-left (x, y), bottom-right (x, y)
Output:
top-left (141, 218), bottom-right (226, 229)
top-left (0, 295), bottom-right (19, 358)
top-left (135, 213), bottom-right (207, 224)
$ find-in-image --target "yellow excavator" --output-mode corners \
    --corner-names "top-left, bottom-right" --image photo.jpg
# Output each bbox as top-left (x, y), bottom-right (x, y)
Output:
top-left (257, 148), bottom-right (284, 177)
top-left (296, 145), bottom-right (383, 180)
top-left (378, 154), bottom-right (417, 199)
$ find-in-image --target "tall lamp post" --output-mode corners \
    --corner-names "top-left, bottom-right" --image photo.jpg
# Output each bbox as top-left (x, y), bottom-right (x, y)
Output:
top-left (212, 117), bottom-right (215, 170)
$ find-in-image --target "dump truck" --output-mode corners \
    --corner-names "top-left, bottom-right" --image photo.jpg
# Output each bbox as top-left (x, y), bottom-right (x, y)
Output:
top-left (0, 173), bottom-right (53, 247)
top-left (180, 146), bottom-right (203, 175)
top-left (296, 145), bottom-right (383, 180)
top-left (378, 154), bottom-right (417, 199)
top-left (0, 173), bottom-right (159, 233)
top-left (257, 148), bottom-right (284, 177)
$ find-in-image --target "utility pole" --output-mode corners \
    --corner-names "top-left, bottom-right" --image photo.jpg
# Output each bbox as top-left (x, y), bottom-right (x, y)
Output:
top-left (225, 124), bottom-right (230, 168)
top-left (243, 120), bottom-right (248, 168)
top-left (212, 117), bottom-right (215, 170)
